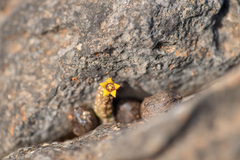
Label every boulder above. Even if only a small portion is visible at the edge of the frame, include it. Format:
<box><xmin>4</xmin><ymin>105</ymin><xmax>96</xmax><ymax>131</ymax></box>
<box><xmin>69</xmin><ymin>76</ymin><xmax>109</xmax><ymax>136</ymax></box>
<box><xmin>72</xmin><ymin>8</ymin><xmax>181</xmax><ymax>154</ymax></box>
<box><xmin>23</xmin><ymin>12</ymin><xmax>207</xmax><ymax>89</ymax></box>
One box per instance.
<box><xmin>1</xmin><ymin>0</ymin><xmax>240</xmax><ymax>158</ymax></box>
<box><xmin>3</xmin><ymin>57</ymin><xmax>240</xmax><ymax>160</ymax></box>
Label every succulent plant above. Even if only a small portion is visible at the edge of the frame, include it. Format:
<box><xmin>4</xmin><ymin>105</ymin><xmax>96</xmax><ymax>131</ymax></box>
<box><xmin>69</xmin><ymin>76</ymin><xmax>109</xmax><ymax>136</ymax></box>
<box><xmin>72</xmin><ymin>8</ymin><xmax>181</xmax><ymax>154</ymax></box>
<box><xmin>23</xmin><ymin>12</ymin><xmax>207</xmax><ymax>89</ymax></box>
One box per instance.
<box><xmin>93</xmin><ymin>78</ymin><xmax>120</xmax><ymax>124</ymax></box>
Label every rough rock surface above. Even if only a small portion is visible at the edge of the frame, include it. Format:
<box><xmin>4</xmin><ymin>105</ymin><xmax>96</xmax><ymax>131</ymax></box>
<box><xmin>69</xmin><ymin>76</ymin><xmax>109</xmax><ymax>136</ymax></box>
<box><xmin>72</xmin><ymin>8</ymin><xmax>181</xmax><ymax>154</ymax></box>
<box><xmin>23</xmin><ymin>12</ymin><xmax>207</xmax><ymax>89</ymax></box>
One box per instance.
<box><xmin>0</xmin><ymin>0</ymin><xmax>25</xmax><ymax>25</ymax></box>
<box><xmin>217</xmin><ymin>0</ymin><xmax>240</xmax><ymax>58</ymax></box>
<box><xmin>105</xmin><ymin>64</ymin><xmax>240</xmax><ymax>160</ymax></box>
<box><xmin>140</xmin><ymin>90</ymin><xmax>182</xmax><ymax>120</ymax></box>
<box><xmin>3</xmin><ymin>60</ymin><xmax>240</xmax><ymax>160</ymax></box>
<box><xmin>0</xmin><ymin>0</ymin><xmax>240</xmax><ymax>158</ymax></box>
<box><xmin>2</xmin><ymin>123</ymin><xmax>132</xmax><ymax>160</ymax></box>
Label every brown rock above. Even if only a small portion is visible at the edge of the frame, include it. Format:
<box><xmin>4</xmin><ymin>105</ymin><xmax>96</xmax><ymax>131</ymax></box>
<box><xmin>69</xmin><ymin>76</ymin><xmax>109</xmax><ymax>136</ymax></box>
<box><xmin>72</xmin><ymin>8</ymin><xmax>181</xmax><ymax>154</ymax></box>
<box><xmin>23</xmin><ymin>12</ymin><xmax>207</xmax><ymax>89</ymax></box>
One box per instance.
<box><xmin>71</xmin><ymin>104</ymin><xmax>99</xmax><ymax>136</ymax></box>
<box><xmin>116</xmin><ymin>99</ymin><xmax>141</xmax><ymax>123</ymax></box>
<box><xmin>140</xmin><ymin>91</ymin><xmax>182</xmax><ymax>119</ymax></box>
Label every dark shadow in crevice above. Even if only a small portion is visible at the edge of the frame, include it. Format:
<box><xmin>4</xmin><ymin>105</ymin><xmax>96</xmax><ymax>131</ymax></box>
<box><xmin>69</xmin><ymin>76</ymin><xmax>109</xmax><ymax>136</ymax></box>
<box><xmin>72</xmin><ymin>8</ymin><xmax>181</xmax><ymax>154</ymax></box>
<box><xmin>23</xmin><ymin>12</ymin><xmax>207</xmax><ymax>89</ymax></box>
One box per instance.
<box><xmin>212</xmin><ymin>0</ymin><xmax>229</xmax><ymax>51</ymax></box>
<box><xmin>152</xmin><ymin>41</ymin><xmax>170</xmax><ymax>51</ymax></box>
<box><xmin>41</xmin><ymin>25</ymin><xmax>61</xmax><ymax>35</ymax></box>
<box><xmin>115</xmin><ymin>82</ymin><xmax>151</xmax><ymax>101</ymax></box>
<box><xmin>113</xmin><ymin>81</ymin><xmax>151</xmax><ymax>119</ymax></box>
<box><xmin>56</xmin><ymin>131</ymin><xmax>77</xmax><ymax>142</ymax></box>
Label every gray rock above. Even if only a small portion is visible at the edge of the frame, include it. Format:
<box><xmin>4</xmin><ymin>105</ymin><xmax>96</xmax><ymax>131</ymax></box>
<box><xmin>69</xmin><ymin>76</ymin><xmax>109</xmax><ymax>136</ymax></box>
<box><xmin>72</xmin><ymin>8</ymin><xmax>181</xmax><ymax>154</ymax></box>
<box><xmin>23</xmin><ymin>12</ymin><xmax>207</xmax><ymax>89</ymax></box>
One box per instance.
<box><xmin>105</xmin><ymin>65</ymin><xmax>240</xmax><ymax>160</ymax></box>
<box><xmin>217</xmin><ymin>0</ymin><xmax>240</xmax><ymax>58</ymax></box>
<box><xmin>2</xmin><ymin>123</ymin><xmax>131</xmax><ymax>160</ymax></box>
<box><xmin>3</xmin><ymin>60</ymin><xmax>240</xmax><ymax>160</ymax></box>
<box><xmin>0</xmin><ymin>0</ymin><xmax>239</xmax><ymax>158</ymax></box>
<box><xmin>0</xmin><ymin>0</ymin><xmax>25</xmax><ymax>25</ymax></box>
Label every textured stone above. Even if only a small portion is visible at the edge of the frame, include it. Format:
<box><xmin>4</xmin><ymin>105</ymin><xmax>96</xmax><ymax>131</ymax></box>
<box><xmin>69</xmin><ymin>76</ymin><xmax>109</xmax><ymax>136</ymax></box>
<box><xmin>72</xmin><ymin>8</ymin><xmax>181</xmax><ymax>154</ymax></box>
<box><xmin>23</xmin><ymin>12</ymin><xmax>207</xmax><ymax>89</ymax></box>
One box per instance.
<box><xmin>105</xmin><ymin>65</ymin><xmax>240</xmax><ymax>160</ymax></box>
<box><xmin>217</xmin><ymin>0</ymin><xmax>240</xmax><ymax>59</ymax></box>
<box><xmin>0</xmin><ymin>0</ymin><xmax>25</xmax><ymax>25</ymax></box>
<box><xmin>3</xmin><ymin>64</ymin><xmax>240</xmax><ymax>160</ymax></box>
<box><xmin>0</xmin><ymin>0</ymin><xmax>239</xmax><ymax>158</ymax></box>
<box><xmin>140</xmin><ymin>90</ymin><xmax>182</xmax><ymax>120</ymax></box>
<box><xmin>2</xmin><ymin>123</ymin><xmax>131</xmax><ymax>160</ymax></box>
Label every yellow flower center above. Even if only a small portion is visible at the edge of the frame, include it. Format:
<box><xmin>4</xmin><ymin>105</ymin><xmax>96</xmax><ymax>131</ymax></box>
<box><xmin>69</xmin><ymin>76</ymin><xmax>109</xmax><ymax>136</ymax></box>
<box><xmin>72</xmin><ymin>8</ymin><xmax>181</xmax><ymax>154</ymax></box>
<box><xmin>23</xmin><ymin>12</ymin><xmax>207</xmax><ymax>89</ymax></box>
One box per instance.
<box><xmin>106</xmin><ymin>83</ymin><xmax>115</xmax><ymax>92</ymax></box>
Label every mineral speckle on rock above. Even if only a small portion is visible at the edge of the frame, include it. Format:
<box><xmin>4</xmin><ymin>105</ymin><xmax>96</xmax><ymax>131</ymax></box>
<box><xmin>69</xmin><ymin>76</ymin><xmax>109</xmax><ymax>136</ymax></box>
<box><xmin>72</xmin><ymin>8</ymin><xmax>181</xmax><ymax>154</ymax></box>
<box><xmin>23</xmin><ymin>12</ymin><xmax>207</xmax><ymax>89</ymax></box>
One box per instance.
<box><xmin>140</xmin><ymin>90</ymin><xmax>182</xmax><ymax>120</ymax></box>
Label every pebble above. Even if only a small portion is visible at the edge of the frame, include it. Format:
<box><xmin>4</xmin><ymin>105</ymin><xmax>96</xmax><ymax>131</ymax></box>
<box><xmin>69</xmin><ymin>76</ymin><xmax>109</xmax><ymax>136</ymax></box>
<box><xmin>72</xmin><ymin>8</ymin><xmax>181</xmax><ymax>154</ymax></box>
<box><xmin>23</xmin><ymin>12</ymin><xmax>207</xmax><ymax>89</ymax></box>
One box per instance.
<box><xmin>140</xmin><ymin>91</ymin><xmax>182</xmax><ymax>120</ymax></box>
<box><xmin>72</xmin><ymin>104</ymin><xmax>99</xmax><ymax>136</ymax></box>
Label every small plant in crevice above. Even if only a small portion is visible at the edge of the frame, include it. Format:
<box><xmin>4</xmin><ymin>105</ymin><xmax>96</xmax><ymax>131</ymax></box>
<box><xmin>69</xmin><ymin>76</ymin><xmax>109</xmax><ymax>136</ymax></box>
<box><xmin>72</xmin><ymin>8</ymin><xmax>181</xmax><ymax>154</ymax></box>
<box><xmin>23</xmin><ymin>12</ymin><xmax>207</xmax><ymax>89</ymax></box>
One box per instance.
<box><xmin>93</xmin><ymin>78</ymin><xmax>120</xmax><ymax>124</ymax></box>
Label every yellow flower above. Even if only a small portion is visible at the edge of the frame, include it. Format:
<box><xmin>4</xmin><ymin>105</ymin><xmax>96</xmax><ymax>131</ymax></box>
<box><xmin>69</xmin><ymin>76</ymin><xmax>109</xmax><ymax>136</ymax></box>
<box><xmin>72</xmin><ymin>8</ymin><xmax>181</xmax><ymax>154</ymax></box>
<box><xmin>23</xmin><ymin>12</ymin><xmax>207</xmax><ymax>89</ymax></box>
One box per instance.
<box><xmin>100</xmin><ymin>78</ymin><xmax>120</xmax><ymax>98</ymax></box>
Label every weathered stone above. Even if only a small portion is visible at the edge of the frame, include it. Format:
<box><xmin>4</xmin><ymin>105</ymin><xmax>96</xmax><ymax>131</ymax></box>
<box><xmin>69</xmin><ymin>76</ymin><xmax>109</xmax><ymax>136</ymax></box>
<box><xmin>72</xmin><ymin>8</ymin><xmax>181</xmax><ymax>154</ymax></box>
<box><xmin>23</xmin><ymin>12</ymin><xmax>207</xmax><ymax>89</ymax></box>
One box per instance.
<box><xmin>0</xmin><ymin>0</ymin><xmax>25</xmax><ymax>25</ymax></box>
<box><xmin>71</xmin><ymin>104</ymin><xmax>99</xmax><ymax>136</ymax></box>
<box><xmin>115</xmin><ymin>98</ymin><xmax>141</xmax><ymax>123</ymax></box>
<box><xmin>105</xmin><ymin>65</ymin><xmax>240</xmax><ymax>160</ymax></box>
<box><xmin>140</xmin><ymin>90</ymin><xmax>182</xmax><ymax>120</ymax></box>
<box><xmin>2</xmin><ymin>123</ymin><xmax>131</xmax><ymax>160</ymax></box>
<box><xmin>0</xmin><ymin>0</ymin><xmax>239</xmax><ymax>158</ymax></box>
<box><xmin>3</xmin><ymin>64</ymin><xmax>240</xmax><ymax>160</ymax></box>
<box><xmin>217</xmin><ymin>0</ymin><xmax>240</xmax><ymax>59</ymax></box>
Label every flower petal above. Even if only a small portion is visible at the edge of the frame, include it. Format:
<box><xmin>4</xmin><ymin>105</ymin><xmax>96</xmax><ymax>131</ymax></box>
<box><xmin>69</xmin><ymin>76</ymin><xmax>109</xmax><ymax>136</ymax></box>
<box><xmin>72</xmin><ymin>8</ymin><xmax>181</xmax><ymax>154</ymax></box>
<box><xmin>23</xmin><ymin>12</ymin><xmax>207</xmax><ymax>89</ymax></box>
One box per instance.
<box><xmin>106</xmin><ymin>78</ymin><xmax>114</xmax><ymax>84</ymax></box>
<box><xmin>110</xmin><ymin>90</ymin><xmax>117</xmax><ymax>98</ymax></box>
<box><xmin>114</xmin><ymin>83</ymin><xmax>120</xmax><ymax>90</ymax></box>
<box><xmin>103</xmin><ymin>89</ymin><xmax>110</xmax><ymax>97</ymax></box>
<box><xmin>100</xmin><ymin>82</ymin><xmax>107</xmax><ymax>88</ymax></box>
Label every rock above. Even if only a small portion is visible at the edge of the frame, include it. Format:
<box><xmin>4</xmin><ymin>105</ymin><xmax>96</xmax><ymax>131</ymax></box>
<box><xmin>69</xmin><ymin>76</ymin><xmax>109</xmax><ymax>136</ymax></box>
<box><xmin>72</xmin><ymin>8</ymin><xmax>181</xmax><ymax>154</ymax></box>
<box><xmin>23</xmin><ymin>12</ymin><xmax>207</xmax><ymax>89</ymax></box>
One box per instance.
<box><xmin>3</xmin><ymin>64</ymin><xmax>240</xmax><ymax>160</ymax></box>
<box><xmin>140</xmin><ymin>90</ymin><xmax>182</xmax><ymax>120</ymax></box>
<box><xmin>217</xmin><ymin>0</ymin><xmax>240</xmax><ymax>58</ymax></box>
<box><xmin>71</xmin><ymin>104</ymin><xmax>99</xmax><ymax>136</ymax></box>
<box><xmin>105</xmin><ymin>65</ymin><xmax>240</xmax><ymax>160</ymax></box>
<box><xmin>0</xmin><ymin>0</ymin><xmax>25</xmax><ymax>25</ymax></box>
<box><xmin>115</xmin><ymin>99</ymin><xmax>141</xmax><ymax>123</ymax></box>
<box><xmin>2</xmin><ymin>123</ymin><xmax>131</xmax><ymax>160</ymax></box>
<box><xmin>0</xmin><ymin>0</ymin><xmax>239</xmax><ymax>158</ymax></box>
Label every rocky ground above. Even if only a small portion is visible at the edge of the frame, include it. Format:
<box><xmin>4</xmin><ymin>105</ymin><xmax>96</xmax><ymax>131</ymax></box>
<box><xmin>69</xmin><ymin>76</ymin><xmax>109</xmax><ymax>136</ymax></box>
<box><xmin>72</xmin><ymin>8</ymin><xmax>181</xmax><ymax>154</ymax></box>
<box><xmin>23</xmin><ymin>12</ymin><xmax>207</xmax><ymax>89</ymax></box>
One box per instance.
<box><xmin>1</xmin><ymin>0</ymin><xmax>240</xmax><ymax>159</ymax></box>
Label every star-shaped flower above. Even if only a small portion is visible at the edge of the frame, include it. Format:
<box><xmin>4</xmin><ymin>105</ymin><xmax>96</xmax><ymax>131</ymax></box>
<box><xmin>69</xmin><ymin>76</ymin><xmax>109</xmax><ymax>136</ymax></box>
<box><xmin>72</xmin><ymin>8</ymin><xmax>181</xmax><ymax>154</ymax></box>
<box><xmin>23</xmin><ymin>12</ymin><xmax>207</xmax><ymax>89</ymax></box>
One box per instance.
<box><xmin>100</xmin><ymin>78</ymin><xmax>120</xmax><ymax>98</ymax></box>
